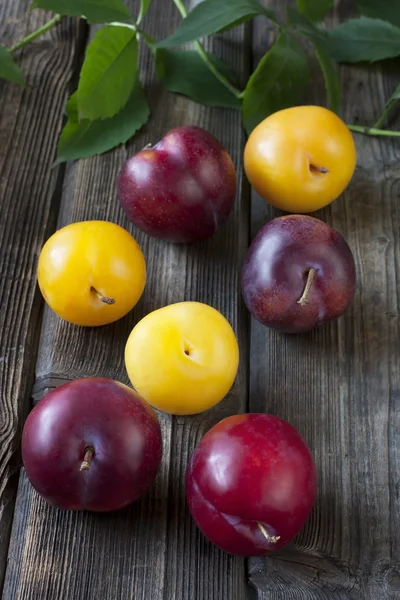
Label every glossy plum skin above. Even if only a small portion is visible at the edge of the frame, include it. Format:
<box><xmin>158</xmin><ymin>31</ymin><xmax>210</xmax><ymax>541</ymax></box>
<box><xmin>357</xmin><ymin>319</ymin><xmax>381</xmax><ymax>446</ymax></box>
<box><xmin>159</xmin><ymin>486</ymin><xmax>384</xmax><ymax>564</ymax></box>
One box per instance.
<box><xmin>117</xmin><ymin>125</ymin><xmax>237</xmax><ymax>243</ymax></box>
<box><xmin>186</xmin><ymin>414</ymin><xmax>317</xmax><ymax>557</ymax></box>
<box><xmin>21</xmin><ymin>378</ymin><xmax>162</xmax><ymax>512</ymax></box>
<box><xmin>241</xmin><ymin>215</ymin><xmax>356</xmax><ymax>333</ymax></box>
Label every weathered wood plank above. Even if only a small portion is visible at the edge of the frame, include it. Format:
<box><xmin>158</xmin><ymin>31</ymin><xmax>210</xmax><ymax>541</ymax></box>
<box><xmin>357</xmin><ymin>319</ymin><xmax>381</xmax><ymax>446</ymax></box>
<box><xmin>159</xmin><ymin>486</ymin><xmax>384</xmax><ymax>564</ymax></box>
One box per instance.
<box><xmin>248</xmin><ymin>2</ymin><xmax>400</xmax><ymax>599</ymax></box>
<box><xmin>3</xmin><ymin>2</ymin><xmax>252</xmax><ymax>599</ymax></box>
<box><xmin>0</xmin><ymin>3</ymin><xmax>83</xmax><ymax>592</ymax></box>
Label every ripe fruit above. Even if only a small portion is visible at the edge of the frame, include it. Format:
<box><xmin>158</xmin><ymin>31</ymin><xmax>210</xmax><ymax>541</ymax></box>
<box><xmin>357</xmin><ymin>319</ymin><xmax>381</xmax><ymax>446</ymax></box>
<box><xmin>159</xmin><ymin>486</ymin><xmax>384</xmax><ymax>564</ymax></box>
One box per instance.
<box><xmin>124</xmin><ymin>302</ymin><xmax>239</xmax><ymax>415</ymax></box>
<box><xmin>244</xmin><ymin>106</ymin><xmax>356</xmax><ymax>213</ymax></box>
<box><xmin>21</xmin><ymin>378</ymin><xmax>162</xmax><ymax>512</ymax></box>
<box><xmin>38</xmin><ymin>221</ymin><xmax>146</xmax><ymax>326</ymax></box>
<box><xmin>117</xmin><ymin>125</ymin><xmax>237</xmax><ymax>243</ymax></box>
<box><xmin>241</xmin><ymin>215</ymin><xmax>356</xmax><ymax>333</ymax></box>
<box><xmin>186</xmin><ymin>414</ymin><xmax>317</xmax><ymax>556</ymax></box>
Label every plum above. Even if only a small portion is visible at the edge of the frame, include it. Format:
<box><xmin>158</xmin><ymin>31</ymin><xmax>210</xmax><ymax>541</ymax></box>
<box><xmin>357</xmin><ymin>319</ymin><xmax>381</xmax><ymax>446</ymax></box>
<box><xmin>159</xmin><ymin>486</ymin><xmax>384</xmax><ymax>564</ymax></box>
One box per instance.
<box><xmin>186</xmin><ymin>413</ymin><xmax>317</xmax><ymax>556</ymax></box>
<box><xmin>21</xmin><ymin>378</ymin><xmax>162</xmax><ymax>512</ymax></box>
<box><xmin>241</xmin><ymin>215</ymin><xmax>356</xmax><ymax>333</ymax></box>
<box><xmin>117</xmin><ymin>125</ymin><xmax>237</xmax><ymax>243</ymax></box>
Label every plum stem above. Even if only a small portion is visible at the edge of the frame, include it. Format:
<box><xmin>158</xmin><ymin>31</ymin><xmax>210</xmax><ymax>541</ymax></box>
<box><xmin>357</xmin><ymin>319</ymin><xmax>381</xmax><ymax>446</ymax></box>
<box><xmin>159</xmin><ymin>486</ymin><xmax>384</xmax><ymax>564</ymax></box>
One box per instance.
<box><xmin>80</xmin><ymin>447</ymin><xmax>95</xmax><ymax>471</ymax></box>
<box><xmin>310</xmin><ymin>164</ymin><xmax>328</xmax><ymax>174</ymax></box>
<box><xmin>298</xmin><ymin>268</ymin><xmax>316</xmax><ymax>306</ymax></box>
<box><xmin>90</xmin><ymin>286</ymin><xmax>115</xmax><ymax>305</ymax></box>
<box><xmin>258</xmin><ymin>523</ymin><xmax>280</xmax><ymax>544</ymax></box>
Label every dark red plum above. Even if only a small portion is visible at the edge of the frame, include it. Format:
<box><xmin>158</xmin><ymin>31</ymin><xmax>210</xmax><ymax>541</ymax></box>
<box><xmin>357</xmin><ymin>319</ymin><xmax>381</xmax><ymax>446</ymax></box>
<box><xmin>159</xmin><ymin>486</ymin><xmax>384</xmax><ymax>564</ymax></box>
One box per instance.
<box><xmin>22</xmin><ymin>378</ymin><xmax>162</xmax><ymax>512</ymax></box>
<box><xmin>186</xmin><ymin>414</ymin><xmax>317</xmax><ymax>556</ymax></box>
<box><xmin>241</xmin><ymin>215</ymin><xmax>356</xmax><ymax>333</ymax></box>
<box><xmin>117</xmin><ymin>125</ymin><xmax>237</xmax><ymax>243</ymax></box>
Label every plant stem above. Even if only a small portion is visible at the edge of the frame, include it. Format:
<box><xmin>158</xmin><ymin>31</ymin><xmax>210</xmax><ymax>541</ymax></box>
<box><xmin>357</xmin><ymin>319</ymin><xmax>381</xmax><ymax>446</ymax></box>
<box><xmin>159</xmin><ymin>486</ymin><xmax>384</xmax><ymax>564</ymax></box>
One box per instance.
<box><xmin>139</xmin><ymin>30</ymin><xmax>156</xmax><ymax>45</ymax></box>
<box><xmin>194</xmin><ymin>40</ymin><xmax>243</xmax><ymax>99</ymax></box>
<box><xmin>110</xmin><ymin>22</ymin><xmax>137</xmax><ymax>32</ymax></box>
<box><xmin>373</xmin><ymin>99</ymin><xmax>400</xmax><ymax>129</ymax></box>
<box><xmin>298</xmin><ymin>268</ymin><xmax>316</xmax><ymax>307</ymax></box>
<box><xmin>91</xmin><ymin>286</ymin><xmax>115</xmax><ymax>305</ymax></box>
<box><xmin>347</xmin><ymin>124</ymin><xmax>400</xmax><ymax>137</ymax></box>
<box><xmin>9</xmin><ymin>14</ymin><xmax>62</xmax><ymax>54</ymax></box>
<box><xmin>172</xmin><ymin>0</ymin><xmax>243</xmax><ymax>99</ymax></box>
<box><xmin>137</xmin><ymin>5</ymin><xmax>146</xmax><ymax>25</ymax></box>
<box><xmin>80</xmin><ymin>447</ymin><xmax>95</xmax><ymax>471</ymax></box>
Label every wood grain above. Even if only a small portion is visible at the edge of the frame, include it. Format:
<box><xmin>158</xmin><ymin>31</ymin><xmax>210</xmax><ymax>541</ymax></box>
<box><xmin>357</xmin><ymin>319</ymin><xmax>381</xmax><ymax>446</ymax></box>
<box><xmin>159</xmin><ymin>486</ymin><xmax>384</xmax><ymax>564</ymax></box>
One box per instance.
<box><xmin>3</xmin><ymin>1</ymin><xmax>252</xmax><ymax>599</ymax></box>
<box><xmin>0</xmin><ymin>3</ymin><xmax>83</xmax><ymax>593</ymax></box>
<box><xmin>248</xmin><ymin>2</ymin><xmax>400</xmax><ymax>599</ymax></box>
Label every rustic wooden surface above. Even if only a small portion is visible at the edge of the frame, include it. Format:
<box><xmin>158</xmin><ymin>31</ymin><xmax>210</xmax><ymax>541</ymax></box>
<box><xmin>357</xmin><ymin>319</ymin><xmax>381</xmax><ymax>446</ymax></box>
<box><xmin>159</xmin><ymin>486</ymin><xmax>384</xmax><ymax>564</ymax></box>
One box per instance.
<box><xmin>0</xmin><ymin>2</ymin><xmax>84</xmax><ymax>593</ymax></box>
<box><xmin>0</xmin><ymin>0</ymin><xmax>399</xmax><ymax>599</ymax></box>
<box><xmin>2</xmin><ymin>1</ymin><xmax>252</xmax><ymax>599</ymax></box>
<box><xmin>247</xmin><ymin>2</ymin><xmax>400</xmax><ymax>599</ymax></box>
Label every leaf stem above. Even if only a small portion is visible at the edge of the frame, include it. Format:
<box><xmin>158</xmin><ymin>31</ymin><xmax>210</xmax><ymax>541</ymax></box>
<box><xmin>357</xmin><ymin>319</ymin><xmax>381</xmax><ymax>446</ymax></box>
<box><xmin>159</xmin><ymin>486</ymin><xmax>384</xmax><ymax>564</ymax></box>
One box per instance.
<box><xmin>193</xmin><ymin>41</ymin><xmax>242</xmax><ymax>99</ymax></box>
<box><xmin>110</xmin><ymin>21</ymin><xmax>137</xmax><ymax>32</ymax></box>
<box><xmin>137</xmin><ymin>5</ymin><xmax>146</xmax><ymax>25</ymax></box>
<box><xmin>171</xmin><ymin>0</ymin><xmax>243</xmax><ymax>99</ymax></box>
<box><xmin>9</xmin><ymin>14</ymin><xmax>63</xmax><ymax>54</ymax></box>
<box><xmin>347</xmin><ymin>124</ymin><xmax>400</xmax><ymax>137</ymax></box>
<box><xmin>373</xmin><ymin>99</ymin><xmax>400</xmax><ymax>129</ymax></box>
<box><xmin>139</xmin><ymin>30</ymin><xmax>156</xmax><ymax>45</ymax></box>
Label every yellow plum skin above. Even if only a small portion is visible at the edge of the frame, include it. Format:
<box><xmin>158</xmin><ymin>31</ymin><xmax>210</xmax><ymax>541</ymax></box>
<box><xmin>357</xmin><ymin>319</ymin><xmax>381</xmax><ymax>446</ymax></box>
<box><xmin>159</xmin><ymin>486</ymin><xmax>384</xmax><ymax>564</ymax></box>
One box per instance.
<box><xmin>38</xmin><ymin>221</ymin><xmax>146</xmax><ymax>327</ymax></box>
<box><xmin>124</xmin><ymin>302</ymin><xmax>239</xmax><ymax>415</ymax></box>
<box><xmin>244</xmin><ymin>106</ymin><xmax>357</xmax><ymax>213</ymax></box>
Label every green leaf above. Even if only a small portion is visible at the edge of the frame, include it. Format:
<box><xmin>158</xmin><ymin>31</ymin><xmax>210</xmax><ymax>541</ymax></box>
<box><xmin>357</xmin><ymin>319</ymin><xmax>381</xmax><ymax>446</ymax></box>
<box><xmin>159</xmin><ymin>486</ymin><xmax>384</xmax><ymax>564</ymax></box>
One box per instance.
<box><xmin>55</xmin><ymin>80</ymin><xmax>150</xmax><ymax>163</ymax></box>
<box><xmin>327</xmin><ymin>17</ymin><xmax>400</xmax><ymax>63</ymax></box>
<box><xmin>0</xmin><ymin>45</ymin><xmax>25</xmax><ymax>86</ymax></box>
<box><xmin>287</xmin><ymin>8</ymin><xmax>326</xmax><ymax>42</ymax></box>
<box><xmin>66</xmin><ymin>92</ymin><xmax>79</xmax><ymax>120</ymax></box>
<box><xmin>138</xmin><ymin>0</ymin><xmax>152</xmax><ymax>23</ymax></box>
<box><xmin>77</xmin><ymin>25</ymin><xmax>137</xmax><ymax>121</ymax></box>
<box><xmin>288</xmin><ymin>9</ymin><xmax>340</xmax><ymax>113</ymax></box>
<box><xmin>242</xmin><ymin>32</ymin><xmax>310</xmax><ymax>134</ymax></box>
<box><xmin>31</xmin><ymin>0</ymin><xmax>132</xmax><ymax>24</ymax></box>
<box><xmin>357</xmin><ymin>0</ymin><xmax>400</xmax><ymax>29</ymax></box>
<box><xmin>312</xmin><ymin>43</ymin><xmax>340</xmax><ymax>114</ymax></box>
<box><xmin>157</xmin><ymin>0</ymin><xmax>277</xmax><ymax>48</ymax></box>
<box><xmin>155</xmin><ymin>48</ymin><xmax>240</xmax><ymax>109</ymax></box>
<box><xmin>296</xmin><ymin>0</ymin><xmax>333</xmax><ymax>23</ymax></box>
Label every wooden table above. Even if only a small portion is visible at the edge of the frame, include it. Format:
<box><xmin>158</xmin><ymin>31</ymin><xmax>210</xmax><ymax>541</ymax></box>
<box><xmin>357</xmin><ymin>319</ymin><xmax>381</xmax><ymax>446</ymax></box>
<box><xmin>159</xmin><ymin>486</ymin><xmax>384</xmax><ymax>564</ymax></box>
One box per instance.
<box><xmin>1</xmin><ymin>1</ymin><xmax>399</xmax><ymax>598</ymax></box>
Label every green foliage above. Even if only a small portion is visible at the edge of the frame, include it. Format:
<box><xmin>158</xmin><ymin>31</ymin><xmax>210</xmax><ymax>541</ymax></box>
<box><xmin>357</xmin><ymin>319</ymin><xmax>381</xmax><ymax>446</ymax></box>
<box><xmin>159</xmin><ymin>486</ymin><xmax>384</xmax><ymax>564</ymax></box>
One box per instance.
<box><xmin>357</xmin><ymin>0</ymin><xmax>400</xmax><ymax>29</ymax></box>
<box><xmin>312</xmin><ymin>42</ymin><xmax>340</xmax><ymax>114</ymax></box>
<box><xmin>242</xmin><ymin>33</ymin><xmax>310</xmax><ymax>134</ymax></box>
<box><xmin>157</xmin><ymin>0</ymin><xmax>276</xmax><ymax>48</ymax></box>
<box><xmin>155</xmin><ymin>48</ymin><xmax>240</xmax><ymax>109</ymax></box>
<box><xmin>288</xmin><ymin>8</ymin><xmax>340</xmax><ymax>113</ymax></box>
<box><xmin>2</xmin><ymin>0</ymin><xmax>399</xmax><ymax>160</ymax></box>
<box><xmin>77</xmin><ymin>25</ymin><xmax>138</xmax><ymax>120</ymax></box>
<box><xmin>56</xmin><ymin>80</ymin><xmax>150</xmax><ymax>163</ymax></box>
<box><xmin>297</xmin><ymin>0</ymin><xmax>333</xmax><ymax>23</ymax></box>
<box><xmin>328</xmin><ymin>17</ymin><xmax>400</xmax><ymax>63</ymax></box>
<box><xmin>0</xmin><ymin>46</ymin><xmax>25</xmax><ymax>86</ymax></box>
<box><xmin>31</xmin><ymin>0</ymin><xmax>132</xmax><ymax>24</ymax></box>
